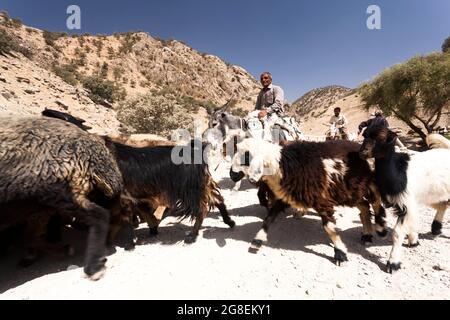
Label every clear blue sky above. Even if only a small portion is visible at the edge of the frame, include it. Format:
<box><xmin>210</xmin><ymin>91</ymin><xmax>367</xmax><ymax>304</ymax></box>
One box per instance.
<box><xmin>2</xmin><ymin>0</ymin><xmax>449</xmax><ymax>101</ymax></box>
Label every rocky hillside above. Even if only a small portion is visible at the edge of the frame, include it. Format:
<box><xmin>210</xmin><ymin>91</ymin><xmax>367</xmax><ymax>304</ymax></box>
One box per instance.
<box><xmin>0</xmin><ymin>51</ymin><xmax>121</xmax><ymax>134</ymax></box>
<box><xmin>290</xmin><ymin>86</ymin><xmax>411</xmax><ymax>138</ymax></box>
<box><xmin>290</xmin><ymin>85</ymin><xmax>352</xmax><ymax>118</ymax></box>
<box><xmin>0</xmin><ymin>12</ymin><xmax>260</xmax><ymax>133</ymax></box>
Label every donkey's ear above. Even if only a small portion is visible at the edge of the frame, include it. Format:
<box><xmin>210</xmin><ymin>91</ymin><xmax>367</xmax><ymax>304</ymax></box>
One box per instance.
<box><xmin>243</xmin><ymin>151</ymin><xmax>251</xmax><ymax>166</ymax></box>
<box><xmin>386</xmin><ymin>130</ymin><xmax>398</xmax><ymax>145</ymax></box>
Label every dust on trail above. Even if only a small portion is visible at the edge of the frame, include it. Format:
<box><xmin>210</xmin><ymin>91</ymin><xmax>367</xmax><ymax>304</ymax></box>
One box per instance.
<box><xmin>0</xmin><ymin>164</ymin><xmax>449</xmax><ymax>300</ymax></box>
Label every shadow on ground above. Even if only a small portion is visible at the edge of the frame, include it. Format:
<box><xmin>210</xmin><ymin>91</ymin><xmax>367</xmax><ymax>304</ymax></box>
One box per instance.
<box><xmin>0</xmin><ymin>203</ymin><xmax>441</xmax><ymax>294</ymax></box>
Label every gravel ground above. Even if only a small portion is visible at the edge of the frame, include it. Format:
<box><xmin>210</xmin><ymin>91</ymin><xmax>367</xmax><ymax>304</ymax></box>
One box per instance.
<box><xmin>0</xmin><ymin>164</ymin><xmax>449</xmax><ymax>300</ymax></box>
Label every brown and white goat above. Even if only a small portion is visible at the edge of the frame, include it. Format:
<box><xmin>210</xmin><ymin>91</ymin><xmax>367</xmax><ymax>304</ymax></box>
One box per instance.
<box><xmin>231</xmin><ymin>138</ymin><xmax>386</xmax><ymax>265</ymax></box>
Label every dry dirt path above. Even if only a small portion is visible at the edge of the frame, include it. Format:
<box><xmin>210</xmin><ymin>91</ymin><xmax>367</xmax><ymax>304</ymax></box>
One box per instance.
<box><xmin>1</xmin><ymin>164</ymin><xmax>449</xmax><ymax>300</ymax></box>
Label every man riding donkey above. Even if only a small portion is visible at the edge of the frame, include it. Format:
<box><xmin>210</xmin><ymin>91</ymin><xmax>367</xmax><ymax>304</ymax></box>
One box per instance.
<box><xmin>206</xmin><ymin>72</ymin><xmax>303</xmax><ymax>164</ymax></box>
<box><xmin>250</xmin><ymin>72</ymin><xmax>302</xmax><ymax>142</ymax></box>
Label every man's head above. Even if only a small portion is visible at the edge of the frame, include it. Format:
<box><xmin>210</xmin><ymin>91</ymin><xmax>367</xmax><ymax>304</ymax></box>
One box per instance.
<box><xmin>374</xmin><ymin>110</ymin><xmax>383</xmax><ymax>117</ymax></box>
<box><xmin>260</xmin><ymin>72</ymin><xmax>272</xmax><ymax>88</ymax></box>
<box><xmin>334</xmin><ymin>107</ymin><xmax>341</xmax><ymax>117</ymax></box>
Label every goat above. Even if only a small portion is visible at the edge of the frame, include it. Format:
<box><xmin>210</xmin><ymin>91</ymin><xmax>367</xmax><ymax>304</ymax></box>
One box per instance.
<box><xmin>40</xmin><ymin>110</ymin><xmax>235</xmax><ymax>245</ymax></box>
<box><xmin>103</xmin><ymin>138</ymin><xmax>235</xmax><ymax>246</ymax></box>
<box><xmin>0</xmin><ymin>116</ymin><xmax>123</xmax><ymax>280</ymax></box>
<box><xmin>359</xmin><ymin>126</ymin><xmax>450</xmax><ymax>273</ymax></box>
<box><xmin>231</xmin><ymin>138</ymin><xmax>387</xmax><ymax>265</ymax></box>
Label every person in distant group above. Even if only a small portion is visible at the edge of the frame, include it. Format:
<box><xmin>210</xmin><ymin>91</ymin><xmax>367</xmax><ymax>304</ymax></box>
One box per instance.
<box><xmin>358</xmin><ymin>110</ymin><xmax>407</xmax><ymax>149</ymax></box>
<box><xmin>328</xmin><ymin>107</ymin><xmax>348</xmax><ymax>139</ymax></box>
<box><xmin>358</xmin><ymin>110</ymin><xmax>389</xmax><ymax>134</ymax></box>
<box><xmin>255</xmin><ymin>72</ymin><xmax>285</xmax><ymax>119</ymax></box>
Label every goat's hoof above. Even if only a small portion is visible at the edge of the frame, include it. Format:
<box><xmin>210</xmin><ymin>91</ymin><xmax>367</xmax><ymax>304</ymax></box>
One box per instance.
<box><xmin>148</xmin><ymin>227</ymin><xmax>158</xmax><ymax>237</ymax></box>
<box><xmin>376</xmin><ymin>229</ymin><xmax>388</xmax><ymax>238</ymax></box>
<box><xmin>184</xmin><ymin>234</ymin><xmax>197</xmax><ymax>244</ymax></box>
<box><xmin>408</xmin><ymin>241</ymin><xmax>420</xmax><ymax>248</ymax></box>
<box><xmin>124</xmin><ymin>242</ymin><xmax>136</xmax><ymax>251</ymax></box>
<box><xmin>248</xmin><ymin>239</ymin><xmax>263</xmax><ymax>254</ymax></box>
<box><xmin>361</xmin><ymin>234</ymin><xmax>373</xmax><ymax>245</ymax></box>
<box><xmin>293</xmin><ymin>212</ymin><xmax>305</xmax><ymax>219</ymax></box>
<box><xmin>431</xmin><ymin>221</ymin><xmax>442</xmax><ymax>236</ymax></box>
<box><xmin>386</xmin><ymin>261</ymin><xmax>401</xmax><ymax>274</ymax></box>
<box><xmin>84</xmin><ymin>266</ymin><xmax>106</xmax><ymax>281</ymax></box>
<box><xmin>333</xmin><ymin>248</ymin><xmax>348</xmax><ymax>266</ymax></box>
<box><xmin>226</xmin><ymin>219</ymin><xmax>236</xmax><ymax>228</ymax></box>
<box><xmin>84</xmin><ymin>261</ymin><xmax>107</xmax><ymax>281</ymax></box>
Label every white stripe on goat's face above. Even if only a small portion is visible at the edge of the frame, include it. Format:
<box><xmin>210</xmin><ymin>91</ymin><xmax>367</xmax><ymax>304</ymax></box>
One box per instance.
<box><xmin>322</xmin><ymin>159</ymin><xmax>347</xmax><ymax>186</ymax></box>
<box><xmin>233</xmin><ymin>138</ymin><xmax>282</xmax><ymax>183</ymax></box>
<box><xmin>248</xmin><ymin>155</ymin><xmax>265</xmax><ymax>183</ymax></box>
<box><xmin>248</xmin><ymin>154</ymin><xmax>281</xmax><ymax>183</ymax></box>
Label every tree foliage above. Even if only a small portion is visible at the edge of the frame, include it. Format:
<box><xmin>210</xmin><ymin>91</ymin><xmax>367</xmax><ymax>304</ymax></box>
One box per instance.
<box><xmin>359</xmin><ymin>53</ymin><xmax>450</xmax><ymax>142</ymax></box>
<box><xmin>442</xmin><ymin>36</ymin><xmax>450</xmax><ymax>53</ymax></box>
<box><xmin>82</xmin><ymin>75</ymin><xmax>125</xmax><ymax>104</ymax></box>
<box><xmin>117</xmin><ymin>93</ymin><xmax>194</xmax><ymax>137</ymax></box>
<box><xmin>0</xmin><ymin>29</ymin><xmax>32</xmax><ymax>58</ymax></box>
<box><xmin>42</xmin><ymin>30</ymin><xmax>67</xmax><ymax>47</ymax></box>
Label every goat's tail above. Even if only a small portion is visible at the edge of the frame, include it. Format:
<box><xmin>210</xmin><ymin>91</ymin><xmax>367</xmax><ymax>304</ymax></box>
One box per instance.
<box><xmin>426</xmin><ymin>133</ymin><xmax>450</xmax><ymax>150</ymax></box>
<box><xmin>171</xmin><ymin>162</ymin><xmax>209</xmax><ymax>222</ymax></box>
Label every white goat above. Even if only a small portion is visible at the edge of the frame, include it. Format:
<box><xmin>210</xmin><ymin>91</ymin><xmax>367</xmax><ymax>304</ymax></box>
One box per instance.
<box><xmin>360</xmin><ymin>127</ymin><xmax>450</xmax><ymax>273</ymax></box>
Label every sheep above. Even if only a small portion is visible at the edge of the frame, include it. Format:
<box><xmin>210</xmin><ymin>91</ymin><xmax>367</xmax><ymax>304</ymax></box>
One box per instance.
<box><xmin>0</xmin><ymin>116</ymin><xmax>123</xmax><ymax>280</ymax></box>
<box><xmin>426</xmin><ymin>133</ymin><xmax>450</xmax><ymax>150</ymax></box>
<box><xmin>231</xmin><ymin>138</ymin><xmax>387</xmax><ymax>264</ymax></box>
<box><xmin>359</xmin><ymin>126</ymin><xmax>450</xmax><ymax>273</ymax></box>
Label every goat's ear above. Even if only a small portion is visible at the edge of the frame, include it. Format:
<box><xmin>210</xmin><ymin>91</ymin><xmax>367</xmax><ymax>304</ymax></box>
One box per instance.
<box><xmin>386</xmin><ymin>131</ymin><xmax>398</xmax><ymax>145</ymax></box>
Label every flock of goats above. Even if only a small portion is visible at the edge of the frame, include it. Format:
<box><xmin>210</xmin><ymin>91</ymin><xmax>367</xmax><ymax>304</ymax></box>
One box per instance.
<box><xmin>0</xmin><ymin>108</ymin><xmax>449</xmax><ymax>281</ymax></box>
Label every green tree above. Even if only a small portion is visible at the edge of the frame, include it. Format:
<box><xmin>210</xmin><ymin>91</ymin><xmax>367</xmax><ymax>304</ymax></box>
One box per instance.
<box><xmin>0</xmin><ymin>29</ymin><xmax>32</xmax><ymax>58</ymax></box>
<box><xmin>42</xmin><ymin>30</ymin><xmax>66</xmax><ymax>47</ymax></box>
<box><xmin>117</xmin><ymin>93</ymin><xmax>193</xmax><ymax>136</ymax></box>
<box><xmin>359</xmin><ymin>53</ymin><xmax>450</xmax><ymax>142</ymax></box>
<box><xmin>52</xmin><ymin>63</ymin><xmax>79</xmax><ymax>86</ymax></box>
<box><xmin>82</xmin><ymin>75</ymin><xmax>125</xmax><ymax>104</ymax></box>
<box><xmin>443</xmin><ymin>36</ymin><xmax>450</xmax><ymax>53</ymax></box>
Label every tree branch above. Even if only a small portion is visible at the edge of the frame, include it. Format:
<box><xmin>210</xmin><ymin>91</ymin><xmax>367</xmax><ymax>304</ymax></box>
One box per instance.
<box><xmin>412</xmin><ymin>114</ymin><xmax>428</xmax><ymax>129</ymax></box>
<box><xmin>392</xmin><ymin>109</ymin><xmax>427</xmax><ymax>142</ymax></box>
<box><xmin>430</xmin><ymin>109</ymin><xmax>442</xmax><ymax>131</ymax></box>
